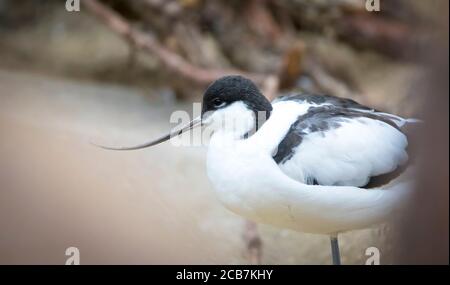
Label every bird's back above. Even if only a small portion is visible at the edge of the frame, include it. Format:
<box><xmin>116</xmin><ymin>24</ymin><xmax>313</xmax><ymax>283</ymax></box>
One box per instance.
<box><xmin>269</xmin><ymin>93</ymin><xmax>415</xmax><ymax>188</ymax></box>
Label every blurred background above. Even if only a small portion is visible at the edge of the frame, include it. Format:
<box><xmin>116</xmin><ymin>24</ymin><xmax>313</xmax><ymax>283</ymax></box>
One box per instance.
<box><xmin>0</xmin><ymin>0</ymin><xmax>448</xmax><ymax>264</ymax></box>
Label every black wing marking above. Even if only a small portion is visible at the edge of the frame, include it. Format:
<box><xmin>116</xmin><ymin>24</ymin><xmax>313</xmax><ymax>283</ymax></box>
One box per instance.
<box><xmin>272</xmin><ymin>93</ymin><xmax>415</xmax><ymax>188</ymax></box>
<box><xmin>272</xmin><ymin>105</ymin><xmax>401</xmax><ymax>165</ymax></box>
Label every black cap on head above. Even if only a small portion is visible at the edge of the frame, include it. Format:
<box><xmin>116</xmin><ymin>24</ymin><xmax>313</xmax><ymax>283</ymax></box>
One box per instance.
<box><xmin>201</xmin><ymin>76</ymin><xmax>272</xmax><ymax>125</ymax></box>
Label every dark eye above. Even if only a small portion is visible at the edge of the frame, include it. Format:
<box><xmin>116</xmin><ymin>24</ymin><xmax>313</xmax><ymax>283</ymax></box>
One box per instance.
<box><xmin>212</xmin><ymin>98</ymin><xmax>226</xmax><ymax>108</ymax></box>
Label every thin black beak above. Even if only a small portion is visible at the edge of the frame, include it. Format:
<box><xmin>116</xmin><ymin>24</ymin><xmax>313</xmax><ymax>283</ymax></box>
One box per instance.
<box><xmin>92</xmin><ymin>116</ymin><xmax>202</xmax><ymax>151</ymax></box>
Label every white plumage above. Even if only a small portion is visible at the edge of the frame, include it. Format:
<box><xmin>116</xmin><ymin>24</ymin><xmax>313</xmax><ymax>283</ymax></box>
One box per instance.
<box><xmin>205</xmin><ymin>100</ymin><xmax>411</xmax><ymax>235</ymax></box>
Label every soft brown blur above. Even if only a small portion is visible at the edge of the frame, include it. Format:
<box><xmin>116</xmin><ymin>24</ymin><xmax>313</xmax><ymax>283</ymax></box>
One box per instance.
<box><xmin>394</xmin><ymin>1</ymin><xmax>449</xmax><ymax>264</ymax></box>
<box><xmin>0</xmin><ymin>0</ymin><xmax>448</xmax><ymax>264</ymax></box>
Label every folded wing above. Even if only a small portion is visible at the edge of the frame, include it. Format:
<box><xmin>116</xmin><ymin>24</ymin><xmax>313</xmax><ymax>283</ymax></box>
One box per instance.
<box><xmin>271</xmin><ymin>94</ymin><xmax>410</xmax><ymax>187</ymax></box>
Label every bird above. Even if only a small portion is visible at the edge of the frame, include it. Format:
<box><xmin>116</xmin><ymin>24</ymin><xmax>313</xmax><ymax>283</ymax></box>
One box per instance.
<box><xmin>95</xmin><ymin>75</ymin><xmax>419</xmax><ymax>265</ymax></box>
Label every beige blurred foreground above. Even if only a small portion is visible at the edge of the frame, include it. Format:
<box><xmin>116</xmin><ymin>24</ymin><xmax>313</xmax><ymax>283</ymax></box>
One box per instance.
<box><xmin>0</xmin><ymin>70</ymin><xmax>390</xmax><ymax>265</ymax></box>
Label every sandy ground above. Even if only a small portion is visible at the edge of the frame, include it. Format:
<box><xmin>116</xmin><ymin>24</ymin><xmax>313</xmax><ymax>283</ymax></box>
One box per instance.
<box><xmin>0</xmin><ymin>69</ymin><xmax>393</xmax><ymax>264</ymax></box>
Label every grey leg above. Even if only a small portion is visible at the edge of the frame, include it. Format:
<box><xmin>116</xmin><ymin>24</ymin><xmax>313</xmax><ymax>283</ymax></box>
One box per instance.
<box><xmin>330</xmin><ymin>235</ymin><xmax>341</xmax><ymax>265</ymax></box>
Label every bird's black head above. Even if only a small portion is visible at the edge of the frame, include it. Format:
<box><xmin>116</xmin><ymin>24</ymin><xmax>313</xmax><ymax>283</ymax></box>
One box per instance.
<box><xmin>201</xmin><ymin>76</ymin><xmax>272</xmax><ymax>126</ymax></box>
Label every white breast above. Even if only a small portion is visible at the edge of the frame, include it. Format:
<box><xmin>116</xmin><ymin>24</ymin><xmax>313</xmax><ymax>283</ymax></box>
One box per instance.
<box><xmin>206</xmin><ymin>129</ymin><xmax>409</xmax><ymax>235</ymax></box>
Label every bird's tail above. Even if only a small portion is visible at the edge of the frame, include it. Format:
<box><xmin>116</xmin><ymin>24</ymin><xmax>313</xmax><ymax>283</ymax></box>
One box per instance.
<box><xmin>375</xmin><ymin>112</ymin><xmax>423</xmax><ymax>128</ymax></box>
<box><xmin>405</xmin><ymin>118</ymin><xmax>423</xmax><ymax>124</ymax></box>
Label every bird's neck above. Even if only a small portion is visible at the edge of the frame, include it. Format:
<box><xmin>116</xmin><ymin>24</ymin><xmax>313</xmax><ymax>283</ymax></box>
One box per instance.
<box><xmin>212</xmin><ymin>120</ymin><xmax>254</xmax><ymax>142</ymax></box>
<box><xmin>205</xmin><ymin>101</ymin><xmax>272</xmax><ymax>146</ymax></box>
